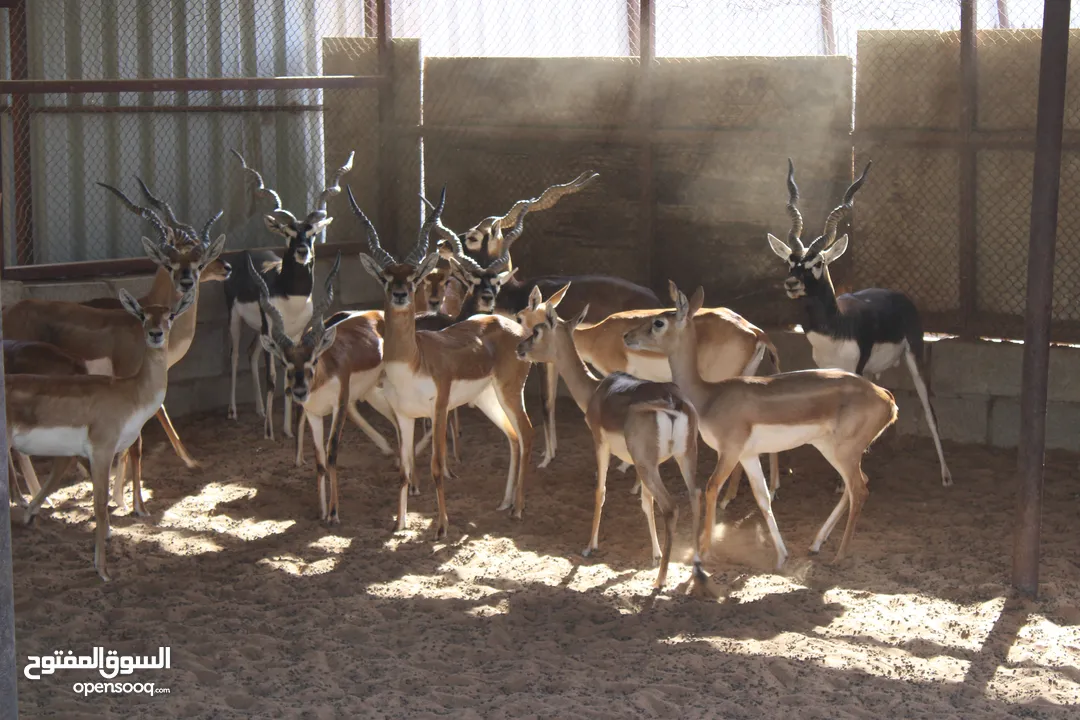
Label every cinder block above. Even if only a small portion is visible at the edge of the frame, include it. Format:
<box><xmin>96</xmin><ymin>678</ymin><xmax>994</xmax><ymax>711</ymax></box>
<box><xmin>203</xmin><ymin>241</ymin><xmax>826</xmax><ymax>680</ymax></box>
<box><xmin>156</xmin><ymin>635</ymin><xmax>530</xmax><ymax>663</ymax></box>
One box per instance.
<box><xmin>894</xmin><ymin>390</ymin><xmax>989</xmax><ymax>445</ymax></box>
<box><xmin>334</xmin><ymin>255</ymin><xmax>384</xmax><ymax>307</ymax></box>
<box><xmin>768</xmin><ymin>331</ymin><xmax>815</xmax><ymax>372</ymax></box>
<box><xmin>170</xmin><ymin>320</ymin><xmax>229</xmax><ymax>382</ymax></box>
<box><xmin>24</xmin><ymin>280</ymin><xmax>113</xmax><ymax>303</ymax></box>
<box><xmin>932</xmin><ymin>338</ymin><xmax>1022</xmax><ymax>397</ymax></box>
<box><xmin>1047</xmin><ymin>345</ymin><xmax>1080</xmax><ymax>403</ymax></box>
<box><xmin>104</xmin><ymin>274</ymin><xmax>156</xmax><ymax>301</ymax></box>
<box><xmin>990</xmin><ymin>397</ymin><xmax>1080</xmax><ymax>451</ymax></box>
<box><xmin>1</xmin><ymin>280</ymin><xmax>25</xmax><ymax>309</ymax></box>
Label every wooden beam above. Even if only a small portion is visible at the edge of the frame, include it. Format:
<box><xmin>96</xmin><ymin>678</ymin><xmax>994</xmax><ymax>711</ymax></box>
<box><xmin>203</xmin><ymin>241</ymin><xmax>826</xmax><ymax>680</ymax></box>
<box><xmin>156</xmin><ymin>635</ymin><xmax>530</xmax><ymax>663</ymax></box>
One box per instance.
<box><xmin>1014</xmin><ymin>0</ymin><xmax>1072</xmax><ymax>599</ymax></box>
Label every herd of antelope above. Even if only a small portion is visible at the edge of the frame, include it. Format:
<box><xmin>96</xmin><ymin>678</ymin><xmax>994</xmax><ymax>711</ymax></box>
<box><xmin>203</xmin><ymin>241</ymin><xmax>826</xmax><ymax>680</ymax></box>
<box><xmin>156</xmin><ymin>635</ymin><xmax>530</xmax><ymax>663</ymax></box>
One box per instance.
<box><xmin>3</xmin><ymin>152</ymin><xmax>953</xmax><ymax>589</ymax></box>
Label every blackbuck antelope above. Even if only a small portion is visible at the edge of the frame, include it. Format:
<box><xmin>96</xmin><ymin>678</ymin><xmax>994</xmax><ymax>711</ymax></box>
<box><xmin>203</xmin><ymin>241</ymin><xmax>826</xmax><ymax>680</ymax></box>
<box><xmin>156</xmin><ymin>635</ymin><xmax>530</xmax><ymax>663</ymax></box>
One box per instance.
<box><xmin>83</xmin><ymin>180</ymin><xmax>229</xmax><ymax>476</ymax></box>
<box><xmin>515</xmin><ymin>285</ymin><xmax>781</xmax><ymax>508</ymax></box>
<box><xmin>4</xmin><ymin>183</ymin><xmax>225</xmax><ymax>514</ymax></box>
<box><xmin>432</xmin><ymin>206</ymin><xmax>662</xmax><ymax>470</ymax></box>
<box><xmin>516</xmin><ymin>286</ymin><xmax>701</xmax><ymax>589</ymax></box>
<box><xmin>446</xmin><ymin>171</ymin><xmax>599</xmax><ymax>268</ymax></box>
<box><xmin>624</xmin><ymin>282</ymin><xmax>898</xmax><ymax>568</ymax></box>
<box><xmin>225</xmin><ymin>149</ymin><xmax>354</xmax><ymax>441</ymax></box>
<box><xmin>766</xmin><ymin>160</ymin><xmax>951</xmax><ymax>487</ymax></box>
<box><xmin>351</xmin><ymin>186</ymin><xmax>533</xmax><ymax>538</ymax></box>
<box><xmin>249</xmin><ymin>252</ymin><xmax>394</xmax><ymax>522</ymax></box>
<box><xmin>9</xmin><ymin>289</ymin><xmax>196</xmax><ymax>582</ymax></box>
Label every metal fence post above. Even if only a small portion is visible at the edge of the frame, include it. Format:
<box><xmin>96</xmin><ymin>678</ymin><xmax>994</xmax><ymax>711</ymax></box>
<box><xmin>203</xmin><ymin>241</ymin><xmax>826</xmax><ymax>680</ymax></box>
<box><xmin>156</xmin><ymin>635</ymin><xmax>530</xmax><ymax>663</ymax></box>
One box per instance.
<box><xmin>958</xmin><ymin>0</ymin><xmax>979</xmax><ymax>336</ymax></box>
<box><xmin>1014</xmin><ymin>0</ymin><xmax>1071</xmax><ymax>599</ymax></box>
<box><xmin>376</xmin><ymin>0</ymin><xmax>400</xmax><ymax>255</ymax></box>
<box><xmin>0</xmin><ymin>309</ymin><xmax>19</xmax><ymax>718</ymax></box>
<box><xmin>639</xmin><ymin>0</ymin><xmax>656</xmax><ymax>292</ymax></box>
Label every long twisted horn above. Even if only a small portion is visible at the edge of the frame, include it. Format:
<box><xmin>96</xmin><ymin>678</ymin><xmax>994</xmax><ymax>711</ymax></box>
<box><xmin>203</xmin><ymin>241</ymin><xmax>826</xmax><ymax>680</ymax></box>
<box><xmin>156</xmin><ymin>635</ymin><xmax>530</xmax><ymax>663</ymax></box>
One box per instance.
<box><xmin>346</xmin><ymin>185</ymin><xmax>396</xmax><ymax>269</ymax></box>
<box><xmin>315</xmin><ymin>151</ymin><xmax>355</xmax><ymax>211</ymax></box>
<box><xmin>230</xmin><ymin>149</ymin><xmax>299</xmax><ymax>223</ymax></box>
<box><xmin>405</xmin><ymin>186</ymin><xmax>445</xmax><ymax>267</ymax></box>
<box><xmin>496</xmin><ymin>171</ymin><xmax>599</xmax><ymax>230</ymax></box>
<box><xmin>448</xmin><ymin>230</ymin><xmax>486</xmax><ymax>276</ymax></box>
<box><xmin>817</xmin><ymin>160</ymin><xmax>872</xmax><ymax>250</ymax></box>
<box><xmin>785</xmin><ymin>159</ymin><xmax>804</xmax><ymax>249</ymax></box>
<box><xmin>135</xmin><ymin>176</ymin><xmax>199</xmax><ymax>241</ymax></box>
<box><xmin>500</xmin><ymin>202</ymin><xmax>530</xmax><ymax>250</ymax></box>
<box><xmin>97</xmin><ymin>182</ymin><xmax>169</xmax><ymax>246</ymax></box>
<box><xmin>303</xmin><ymin>251</ymin><xmax>342</xmax><ymax>348</ymax></box>
<box><xmin>247</xmin><ymin>255</ymin><xmax>293</xmax><ymax>351</ymax></box>
<box><xmin>200</xmin><ymin>210</ymin><xmax>224</xmax><ymax>247</ymax></box>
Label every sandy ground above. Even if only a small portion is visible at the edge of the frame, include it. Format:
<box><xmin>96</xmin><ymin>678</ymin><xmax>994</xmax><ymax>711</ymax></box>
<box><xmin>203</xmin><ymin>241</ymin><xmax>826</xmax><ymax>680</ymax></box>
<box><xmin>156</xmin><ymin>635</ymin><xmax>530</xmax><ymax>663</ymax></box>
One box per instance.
<box><xmin>8</xmin><ymin>400</ymin><xmax>1080</xmax><ymax>719</ymax></box>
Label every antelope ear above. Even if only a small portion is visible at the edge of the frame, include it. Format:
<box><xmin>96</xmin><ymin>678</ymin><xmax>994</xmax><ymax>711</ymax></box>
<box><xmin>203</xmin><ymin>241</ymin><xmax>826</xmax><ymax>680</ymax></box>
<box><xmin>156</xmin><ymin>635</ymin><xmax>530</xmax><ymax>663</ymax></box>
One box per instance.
<box><xmin>316</xmin><ymin>326</ymin><xmax>338</xmax><ymax>356</ymax></box>
<box><xmin>264</xmin><ymin>215</ymin><xmax>297</xmax><ymax>239</ymax></box>
<box><xmin>821</xmin><ymin>234</ymin><xmax>849</xmax><ymax>264</ymax></box>
<box><xmin>259</xmin><ymin>333</ymin><xmax>281</xmax><ymax>358</ymax></box>
<box><xmin>674</xmin><ymin>288</ymin><xmax>690</xmax><ymax>321</ymax></box>
<box><xmin>358</xmin><ymin>253</ymin><xmax>385</xmax><ymax>281</ymax></box>
<box><xmin>202</xmin><ymin>233</ymin><xmax>227</xmax><ymax>265</ymax></box>
<box><xmin>172</xmin><ymin>289</ymin><xmax>197</xmax><ymax>318</ymax></box>
<box><xmin>549</xmin><ymin>282</ymin><xmax>571</xmax><ymax>309</ymax></box>
<box><xmin>688</xmin><ymin>286</ymin><xmax>705</xmax><ymax>318</ymax></box>
<box><xmin>494</xmin><ymin>267</ymin><xmax>519</xmax><ymax>286</ymax></box>
<box><xmin>310</xmin><ymin>216</ymin><xmax>333</xmax><ymax>241</ymax></box>
<box><xmin>414</xmin><ymin>252</ymin><xmax>441</xmax><ymax>282</ymax></box>
<box><xmin>668</xmin><ymin>279</ymin><xmax>680</xmax><ymax>304</ymax></box>
<box><xmin>767</xmin><ymin>233</ymin><xmax>793</xmax><ymax>260</ymax></box>
<box><xmin>569</xmin><ymin>304</ymin><xmax>590</xmax><ymax>331</ymax></box>
<box><xmin>118</xmin><ymin>289</ymin><xmax>144</xmax><ymax>320</ymax></box>
<box><xmin>527</xmin><ymin>285</ymin><xmax>543</xmax><ymax>311</ymax></box>
<box><xmin>141</xmin><ymin>237</ymin><xmax>170</xmax><ymax>267</ymax></box>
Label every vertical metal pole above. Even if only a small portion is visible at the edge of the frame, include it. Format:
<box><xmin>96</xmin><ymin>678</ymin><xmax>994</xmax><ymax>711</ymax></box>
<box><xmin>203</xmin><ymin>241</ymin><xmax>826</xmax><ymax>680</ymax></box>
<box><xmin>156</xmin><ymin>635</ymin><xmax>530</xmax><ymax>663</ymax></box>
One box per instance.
<box><xmin>640</xmin><ymin>0</ymin><xmax>656</xmax><ymax>290</ymax></box>
<box><xmin>819</xmin><ymin>0</ymin><xmax>837</xmax><ymax>55</ymax></box>
<box><xmin>626</xmin><ymin>0</ymin><xmax>641</xmax><ymax>56</ymax></box>
<box><xmin>0</xmin><ymin>307</ymin><xmax>19</xmax><ymax>716</ymax></box>
<box><xmin>997</xmin><ymin>0</ymin><xmax>1012</xmax><ymax>28</ymax></box>
<box><xmin>958</xmin><ymin>0</ymin><xmax>978</xmax><ymax>335</ymax></box>
<box><xmin>9</xmin><ymin>0</ymin><xmax>32</xmax><ymax>266</ymax></box>
<box><xmin>376</xmin><ymin>0</ymin><xmax>400</xmax><ymax>254</ymax></box>
<box><xmin>1014</xmin><ymin>0</ymin><xmax>1071</xmax><ymax>599</ymax></box>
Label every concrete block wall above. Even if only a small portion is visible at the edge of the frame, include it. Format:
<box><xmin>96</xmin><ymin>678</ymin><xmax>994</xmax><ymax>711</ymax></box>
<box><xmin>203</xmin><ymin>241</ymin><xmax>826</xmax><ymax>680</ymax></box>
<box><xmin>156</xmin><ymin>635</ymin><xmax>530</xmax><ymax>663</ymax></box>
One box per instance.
<box><xmin>0</xmin><ymin>254</ymin><xmax>385</xmax><ymax>421</ymax></box>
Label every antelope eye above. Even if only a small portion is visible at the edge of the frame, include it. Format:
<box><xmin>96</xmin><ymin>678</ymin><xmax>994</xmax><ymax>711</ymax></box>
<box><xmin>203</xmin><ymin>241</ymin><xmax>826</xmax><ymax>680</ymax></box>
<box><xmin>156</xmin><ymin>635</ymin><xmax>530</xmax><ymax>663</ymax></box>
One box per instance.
<box><xmin>653</xmin><ymin>319</ymin><xmax>664</xmax><ymax>329</ymax></box>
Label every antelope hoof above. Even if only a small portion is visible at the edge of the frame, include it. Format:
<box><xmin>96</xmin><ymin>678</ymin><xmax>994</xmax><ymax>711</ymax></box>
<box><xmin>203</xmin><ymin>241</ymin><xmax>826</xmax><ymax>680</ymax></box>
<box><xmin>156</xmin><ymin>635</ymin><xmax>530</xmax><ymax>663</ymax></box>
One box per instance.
<box><xmin>942</xmin><ymin>470</ymin><xmax>953</xmax><ymax>488</ymax></box>
<box><xmin>511</xmin><ymin>506</ymin><xmax>524</xmax><ymax>521</ymax></box>
<box><xmin>326</xmin><ymin>513</ymin><xmax>340</xmax><ymax>526</ymax></box>
<box><xmin>393</xmin><ymin>518</ymin><xmax>407</xmax><ymax>533</ymax></box>
<box><xmin>284</xmin><ymin>428</ymin><xmax>294</xmax><ymax>439</ymax></box>
<box><xmin>834</xmin><ymin>482</ymin><xmax>844</xmax><ymax>494</ymax></box>
<box><xmin>95</xmin><ymin>563</ymin><xmax>111</xmax><ymax>583</ymax></box>
<box><xmin>132</xmin><ymin>505</ymin><xmax>149</xmax><ymax>518</ymax></box>
<box><xmin>409</xmin><ymin>484</ymin><xmax>420</xmax><ymax>497</ymax></box>
<box><xmin>718</xmin><ymin>498</ymin><xmax>732</xmax><ymax>510</ymax></box>
<box><xmin>538</xmin><ymin>455</ymin><xmax>553</xmax><ymax>469</ymax></box>
<box><xmin>808</xmin><ymin>546</ymin><xmax>821</xmax><ymax>556</ymax></box>
<box><xmin>434</xmin><ymin>524</ymin><xmax>447</xmax><ymax>541</ymax></box>
<box><xmin>227</xmin><ymin>406</ymin><xmax>238</xmax><ymax>420</ymax></box>
<box><xmin>22</xmin><ymin>510</ymin><xmax>37</xmax><ymax>527</ymax></box>
<box><xmin>255</xmin><ymin>405</ymin><xmax>266</xmax><ymax>418</ymax></box>
<box><xmin>497</xmin><ymin>500</ymin><xmax>513</xmax><ymax>512</ymax></box>
<box><xmin>629</xmin><ymin>480</ymin><xmax>641</xmax><ymax>495</ymax></box>
<box><xmin>581</xmin><ymin>547</ymin><xmax>595</xmax><ymax>559</ymax></box>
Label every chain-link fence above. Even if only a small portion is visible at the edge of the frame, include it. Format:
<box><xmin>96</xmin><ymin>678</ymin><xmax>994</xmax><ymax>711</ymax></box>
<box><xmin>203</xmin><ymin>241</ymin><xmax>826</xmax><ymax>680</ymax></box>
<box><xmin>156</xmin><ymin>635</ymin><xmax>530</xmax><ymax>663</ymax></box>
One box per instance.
<box><xmin>4</xmin><ymin>1</ymin><xmax>1080</xmax><ymax>340</ymax></box>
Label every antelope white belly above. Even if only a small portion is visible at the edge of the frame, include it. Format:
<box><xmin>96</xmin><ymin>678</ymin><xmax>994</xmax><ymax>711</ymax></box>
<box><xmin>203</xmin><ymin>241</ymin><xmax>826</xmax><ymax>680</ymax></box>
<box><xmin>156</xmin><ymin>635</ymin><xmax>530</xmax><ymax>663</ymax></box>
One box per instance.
<box><xmin>805</xmin><ymin>332</ymin><xmax>906</xmax><ymax>376</ymax></box>
<box><xmin>85</xmin><ymin>358</ymin><xmax>114</xmax><ymax>376</ymax></box>
<box><xmin>13</xmin><ymin>426</ymin><xmax>89</xmax><ymax>457</ymax></box>
<box><xmin>382</xmin><ymin>362</ymin><xmax>491</xmax><ymax>418</ymax></box>
<box><xmin>622</xmin><ymin>353</ymin><xmax>673</xmax><ymax>382</ymax></box>
<box><xmin>743</xmin><ymin>423</ymin><xmax>826</xmax><ymax>455</ymax></box>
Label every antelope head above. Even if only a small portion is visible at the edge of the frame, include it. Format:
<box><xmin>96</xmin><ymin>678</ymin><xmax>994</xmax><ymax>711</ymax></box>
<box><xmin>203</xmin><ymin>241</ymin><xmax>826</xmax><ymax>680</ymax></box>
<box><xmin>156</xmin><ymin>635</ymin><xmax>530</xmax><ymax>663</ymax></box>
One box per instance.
<box><xmin>98</xmin><ymin>180</ymin><xmax>228</xmax><ymax>292</ymax></box>
<box><xmin>767</xmin><ymin>159</ymin><xmax>872</xmax><ymax>299</ymax></box>
<box><xmin>623</xmin><ymin>281</ymin><xmax>705</xmax><ymax>355</ymax></box>
<box><xmin>437</xmin><ymin>203</ymin><xmax>530</xmax><ymax>313</ymax></box>
<box><xmin>249</xmin><ymin>251</ymin><xmax>342</xmax><ymax>404</ymax></box>
<box><xmin>118</xmin><ymin>286</ymin><xmax>198</xmax><ymax>350</ymax></box>
<box><xmin>352</xmin><ymin>184</ymin><xmax>443</xmax><ymax>313</ymax></box>
<box><xmin>231</xmin><ymin>148</ymin><xmax>354</xmax><ymax>267</ymax></box>
<box><xmin>515</xmin><ymin>283</ymin><xmax>587</xmax><ymax>364</ymax></box>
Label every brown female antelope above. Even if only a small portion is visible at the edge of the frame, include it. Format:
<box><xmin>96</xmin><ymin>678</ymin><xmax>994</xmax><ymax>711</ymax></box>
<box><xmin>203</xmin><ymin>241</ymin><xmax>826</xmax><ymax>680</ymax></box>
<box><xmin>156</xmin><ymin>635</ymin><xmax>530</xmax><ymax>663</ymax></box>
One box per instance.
<box><xmin>10</xmin><ymin>289</ymin><xmax>196</xmax><ymax>582</ymax></box>
<box><xmin>516</xmin><ymin>286</ymin><xmax>701</xmax><ymax>590</ymax></box>
<box><xmin>352</xmin><ymin>186</ymin><xmax>533</xmax><ymax>538</ymax></box>
<box><xmin>515</xmin><ymin>285</ymin><xmax>781</xmax><ymax>506</ymax></box>
<box><xmin>624</xmin><ymin>282</ymin><xmax>898</xmax><ymax>568</ymax></box>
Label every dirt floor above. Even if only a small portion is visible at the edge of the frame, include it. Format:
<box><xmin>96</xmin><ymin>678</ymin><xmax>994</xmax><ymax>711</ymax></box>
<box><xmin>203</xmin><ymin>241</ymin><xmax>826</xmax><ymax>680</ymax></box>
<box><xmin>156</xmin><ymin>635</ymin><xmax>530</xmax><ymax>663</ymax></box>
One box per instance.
<box><xmin>8</xmin><ymin>400</ymin><xmax>1080</xmax><ymax>719</ymax></box>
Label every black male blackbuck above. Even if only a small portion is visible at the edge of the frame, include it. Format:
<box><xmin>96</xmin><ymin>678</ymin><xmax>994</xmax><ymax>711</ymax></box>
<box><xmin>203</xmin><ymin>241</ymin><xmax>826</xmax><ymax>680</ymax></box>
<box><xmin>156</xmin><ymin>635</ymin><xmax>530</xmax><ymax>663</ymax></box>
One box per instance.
<box><xmin>9</xmin><ymin>289</ymin><xmax>196</xmax><ymax>582</ymax></box>
<box><xmin>624</xmin><ymin>282</ymin><xmax>898</xmax><ymax>568</ymax></box>
<box><xmin>225</xmin><ymin>149</ymin><xmax>354</xmax><ymax>441</ymax></box>
<box><xmin>352</xmin><ymin>186</ymin><xmax>533</xmax><ymax>538</ymax></box>
<box><xmin>516</xmin><ymin>285</ymin><xmax>702</xmax><ymax>590</ymax></box>
<box><xmin>766</xmin><ymin>160</ymin><xmax>951</xmax><ymax>487</ymax></box>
